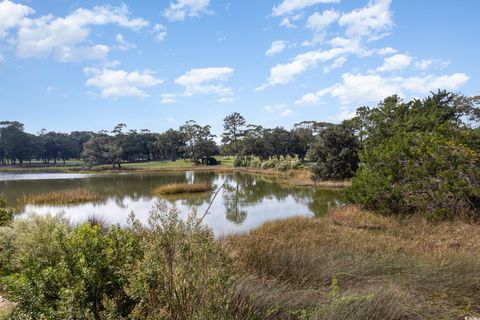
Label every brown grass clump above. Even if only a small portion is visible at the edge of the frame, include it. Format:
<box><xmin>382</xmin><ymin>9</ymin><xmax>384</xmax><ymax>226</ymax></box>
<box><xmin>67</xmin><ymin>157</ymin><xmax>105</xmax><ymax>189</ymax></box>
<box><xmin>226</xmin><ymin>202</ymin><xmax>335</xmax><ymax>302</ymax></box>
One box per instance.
<box><xmin>17</xmin><ymin>189</ymin><xmax>106</xmax><ymax>206</ymax></box>
<box><xmin>282</xmin><ymin>169</ymin><xmax>351</xmax><ymax>188</ymax></box>
<box><xmin>223</xmin><ymin>205</ymin><xmax>480</xmax><ymax>319</ymax></box>
<box><xmin>152</xmin><ymin>183</ymin><xmax>212</xmax><ymax>196</ymax></box>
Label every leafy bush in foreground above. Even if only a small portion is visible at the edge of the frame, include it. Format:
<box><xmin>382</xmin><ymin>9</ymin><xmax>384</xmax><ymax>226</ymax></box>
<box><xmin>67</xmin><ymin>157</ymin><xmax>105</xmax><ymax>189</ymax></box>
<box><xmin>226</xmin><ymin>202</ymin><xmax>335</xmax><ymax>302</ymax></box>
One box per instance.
<box><xmin>0</xmin><ymin>195</ymin><xmax>15</xmax><ymax>227</ymax></box>
<box><xmin>1</xmin><ymin>202</ymin><xmax>235</xmax><ymax>320</ymax></box>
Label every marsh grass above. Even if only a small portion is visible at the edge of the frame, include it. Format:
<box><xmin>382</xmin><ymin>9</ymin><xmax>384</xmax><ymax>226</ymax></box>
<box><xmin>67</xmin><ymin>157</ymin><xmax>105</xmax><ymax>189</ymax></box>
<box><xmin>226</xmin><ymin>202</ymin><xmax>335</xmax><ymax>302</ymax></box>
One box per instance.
<box><xmin>282</xmin><ymin>169</ymin><xmax>351</xmax><ymax>188</ymax></box>
<box><xmin>224</xmin><ymin>205</ymin><xmax>480</xmax><ymax>319</ymax></box>
<box><xmin>152</xmin><ymin>183</ymin><xmax>213</xmax><ymax>195</ymax></box>
<box><xmin>17</xmin><ymin>189</ymin><xmax>106</xmax><ymax>206</ymax></box>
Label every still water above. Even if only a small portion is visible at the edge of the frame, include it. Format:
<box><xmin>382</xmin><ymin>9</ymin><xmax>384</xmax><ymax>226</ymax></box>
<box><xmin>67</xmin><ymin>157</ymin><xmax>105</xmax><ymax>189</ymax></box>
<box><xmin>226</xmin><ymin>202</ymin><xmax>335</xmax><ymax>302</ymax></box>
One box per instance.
<box><xmin>0</xmin><ymin>171</ymin><xmax>343</xmax><ymax>236</ymax></box>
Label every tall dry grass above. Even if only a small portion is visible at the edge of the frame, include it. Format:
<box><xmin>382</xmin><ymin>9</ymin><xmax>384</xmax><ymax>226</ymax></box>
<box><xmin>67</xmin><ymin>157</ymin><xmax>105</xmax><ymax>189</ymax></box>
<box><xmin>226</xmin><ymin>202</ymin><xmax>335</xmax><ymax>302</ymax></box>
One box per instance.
<box><xmin>224</xmin><ymin>205</ymin><xmax>480</xmax><ymax>319</ymax></box>
<box><xmin>283</xmin><ymin>169</ymin><xmax>351</xmax><ymax>188</ymax></box>
<box><xmin>152</xmin><ymin>183</ymin><xmax>213</xmax><ymax>195</ymax></box>
<box><xmin>17</xmin><ymin>189</ymin><xmax>105</xmax><ymax>206</ymax></box>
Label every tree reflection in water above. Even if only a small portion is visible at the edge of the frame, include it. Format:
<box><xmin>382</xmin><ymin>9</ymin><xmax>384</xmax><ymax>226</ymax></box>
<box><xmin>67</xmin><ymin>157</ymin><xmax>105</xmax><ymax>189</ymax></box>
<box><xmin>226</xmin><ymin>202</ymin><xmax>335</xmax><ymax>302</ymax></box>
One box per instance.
<box><xmin>221</xmin><ymin>172</ymin><xmax>344</xmax><ymax>224</ymax></box>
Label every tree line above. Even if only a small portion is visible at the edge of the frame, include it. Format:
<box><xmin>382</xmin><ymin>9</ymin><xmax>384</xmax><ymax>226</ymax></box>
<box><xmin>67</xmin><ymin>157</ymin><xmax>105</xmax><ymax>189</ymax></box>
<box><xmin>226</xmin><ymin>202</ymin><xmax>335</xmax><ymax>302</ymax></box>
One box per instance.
<box><xmin>2</xmin><ymin>90</ymin><xmax>479</xmax><ymax>219</ymax></box>
<box><xmin>0</xmin><ymin>115</ymin><xmax>334</xmax><ymax>168</ymax></box>
<box><xmin>0</xmin><ymin>120</ymin><xmax>218</xmax><ymax>167</ymax></box>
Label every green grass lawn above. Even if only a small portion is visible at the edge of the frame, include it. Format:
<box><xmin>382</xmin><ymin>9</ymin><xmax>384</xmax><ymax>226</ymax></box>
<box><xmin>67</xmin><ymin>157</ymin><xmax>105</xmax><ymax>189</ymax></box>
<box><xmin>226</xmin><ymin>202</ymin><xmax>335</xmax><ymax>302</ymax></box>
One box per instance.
<box><xmin>0</xmin><ymin>156</ymin><xmax>234</xmax><ymax>173</ymax></box>
<box><xmin>122</xmin><ymin>156</ymin><xmax>234</xmax><ymax>170</ymax></box>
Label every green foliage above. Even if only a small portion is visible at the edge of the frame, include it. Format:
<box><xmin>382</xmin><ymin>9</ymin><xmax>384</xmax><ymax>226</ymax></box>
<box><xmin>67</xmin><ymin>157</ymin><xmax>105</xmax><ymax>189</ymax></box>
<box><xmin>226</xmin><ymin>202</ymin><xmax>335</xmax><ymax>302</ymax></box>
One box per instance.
<box><xmin>308</xmin><ymin>124</ymin><xmax>359</xmax><ymax>181</ymax></box>
<box><xmin>180</xmin><ymin>120</ymin><xmax>218</xmax><ymax>162</ymax></box>
<box><xmin>0</xmin><ymin>195</ymin><xmax>15</xmax><ymax>227</ymax></box>
<box><xmin>1</xmin><ymin>202</ymin><xmax>236</xmax><ymax>319</ymax></box>
<box><xmin>222</xmin><ymin>112</ymin><xmax>246</xmax><ymax>156</ymax></box>
<box><xmin>81</xmin><ymin>134</ymin><xmax>123</xmax><ymax>168</ymax></box>
<box><xmin>347</xmin><ymin>132</ymin><xmax>480</xmax><ymax>218</ymax></box>
<box><xmin>127</xmin><ymin>202</ymin><xmax>235</xmax><ymax>319</ymax></box>
<box><xmin>2</xmin><ymin>215</ymin><xmax>137</xmax><ymax>319</ymax></box>
<box><xmin>347</xmin><ymin>91</ymin><xmax>480</xmax><ymax>219</ymax></box>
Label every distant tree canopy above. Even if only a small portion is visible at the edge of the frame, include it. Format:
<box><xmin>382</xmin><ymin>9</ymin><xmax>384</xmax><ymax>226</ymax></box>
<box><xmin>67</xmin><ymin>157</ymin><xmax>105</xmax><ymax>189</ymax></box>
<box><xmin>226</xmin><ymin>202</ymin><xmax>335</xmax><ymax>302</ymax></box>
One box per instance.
<box><xmin>2</xmin><ymin>91</ymin><xmax>479</xmax><ymax>219</ymax></box>
<box><xmin>82</xmin><ymin>135</ymin><xmax>123</xmax><ymax>168</ymax></box>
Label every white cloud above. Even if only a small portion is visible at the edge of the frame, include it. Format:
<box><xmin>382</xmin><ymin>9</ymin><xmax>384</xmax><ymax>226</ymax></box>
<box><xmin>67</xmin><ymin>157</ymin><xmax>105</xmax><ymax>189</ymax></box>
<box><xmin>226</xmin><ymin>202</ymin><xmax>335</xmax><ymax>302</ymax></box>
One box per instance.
<box><xmin>272</xmin><ymin>0</ymin><xmax>340</xmax><ymax>16</ymax></box>
<box><xmin>83</xmin><ymin>68</ymin><xmax>163</xmax><ymax>98</ymax></box>
<box><xmin>258</xmin><ymin>46</ymin><xmax>357</xmax><ymax>89</ymax></box>
<box><xmin>46</xmin><ymin>85</ymin><xmax>57</xmax><ymax>94</ymax></box>
<box><xmin>218</xmin><ymin>97</ymin><xmax>234</xmax><ymax>103</ymax></box>
<box><xmin>378</xmin><ymin>46</ymin><xmax>397</xmax><ymax>55</ymax></box>
<box><xmin>115</xmin><ymin>33</ymin><xmax>135</xmax><ymax>51</ymax></box>
<box><xmin>338</xmin><ymin>0</ymin><xmax>392</xmax><ymax>40</ymax></box>
<box><xmin>174</xmin><ymin>67</ymin><xmax>234</xmax><ymax>100</ymax></box>
<box><xmin>56</xmin><ymin>45</ymin><xmax>110</xmax><ymax>62</ymax></box>
<box><xmin>163</xmin><ymin>0</ymin><xmax>211</xmax><ymax>21</ymax></box>
<box><xmin>306</xmin><ymin>10</ymin><xmax>339</xmax><ymax>31</ymax></box>
<box><xmin>16</xmin><ymin>4</ymin><xmax>148</xmax><ymax>62</ymax></box>
<box><xmin>376</xmin><ymin>53</ymin><xmax>412</xmax><ymax>72</ymax></box>
<box><xmin>323</xmin><ymin>56</ymin><xmax>346</xmax><ymax>73</ymax></box>
<box><xmin>264</xmin><ymin>103</ymin><xmax>293</xmax><ymax>117</ymax></box>
<box><xmin>414</xmin><ymin>59</ymin><xmax>450</xmax><ymax>70</ymax></box>
<box><xmin>152</xmin><ymin>24</ymin><xmax>167</xmax><ymax>42</ymax></box>
<box><xmin>295</xmin><ymin>72</ymin><xmax>469</xmax><ymax>105</ymax></box>
<box><xmin>266</xmin><ymin>40</ymin><xmax>289</xmax><ymax>56</ymax></box>
<box><xmin>279</xmin><ymin>17</ymin><xmax>296</xmax><ymax>28</ymax></box>
<box><xmin>161</xmin><ymin>93</ymin><xmax>177</xmax><ymax>104</ymax></box>
<box><xmin>0</xmin><ymin>0</ymin><xmax>34</xmax><ymax>38</ymax></box>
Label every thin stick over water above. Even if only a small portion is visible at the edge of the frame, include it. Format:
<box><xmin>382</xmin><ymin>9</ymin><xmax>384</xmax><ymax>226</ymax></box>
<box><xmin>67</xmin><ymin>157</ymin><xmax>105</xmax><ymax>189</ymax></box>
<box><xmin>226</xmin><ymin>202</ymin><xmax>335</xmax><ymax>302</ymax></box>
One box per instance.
<box><xmin>197</xmin><ymin>181</ymin><xmax>226</xmax><ymax>226</ymax></box>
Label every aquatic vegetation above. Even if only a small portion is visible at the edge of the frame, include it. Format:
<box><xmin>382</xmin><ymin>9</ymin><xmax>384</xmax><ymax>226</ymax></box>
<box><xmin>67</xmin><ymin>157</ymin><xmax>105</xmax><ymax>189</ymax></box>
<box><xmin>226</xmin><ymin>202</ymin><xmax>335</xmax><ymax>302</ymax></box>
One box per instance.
<box><xmin>224</xmin><ymin>205</ymin><xmax>480</xmax><ymax>319</ymax></box>
<box><xmin>152</xmin><ymin>183</ymin><xmax>213</xmax><ymax>195</ymax></box>
<box><xmin>17</xmin><ymin>189</ymin><xmax>106</xmax><ymax>206</ymax></box>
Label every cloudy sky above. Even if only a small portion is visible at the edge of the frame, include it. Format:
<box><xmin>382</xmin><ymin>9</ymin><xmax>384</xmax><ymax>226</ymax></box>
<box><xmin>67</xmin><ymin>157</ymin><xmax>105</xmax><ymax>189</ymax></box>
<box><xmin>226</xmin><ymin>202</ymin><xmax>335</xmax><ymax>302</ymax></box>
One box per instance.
<box><xmin>0</xmin><ymin>0</ymin><xmax>478</xmax><ymax>135</ymax></box>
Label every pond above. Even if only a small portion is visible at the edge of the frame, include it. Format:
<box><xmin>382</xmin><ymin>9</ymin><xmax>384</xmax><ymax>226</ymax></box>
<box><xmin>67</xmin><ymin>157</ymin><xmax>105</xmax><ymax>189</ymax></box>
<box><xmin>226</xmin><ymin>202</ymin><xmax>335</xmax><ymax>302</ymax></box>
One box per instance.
<box><xmin>0</xmin><ymin>171</ymin><xmax>343</xmax><ymax>236</ymax></box>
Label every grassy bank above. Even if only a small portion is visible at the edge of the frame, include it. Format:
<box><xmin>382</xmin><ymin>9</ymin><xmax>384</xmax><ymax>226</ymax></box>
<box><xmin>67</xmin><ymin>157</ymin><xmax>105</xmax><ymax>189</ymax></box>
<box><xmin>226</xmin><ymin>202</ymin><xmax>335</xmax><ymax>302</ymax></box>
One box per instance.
<box><xmin>17</xmin><ymin>189</ymin><xmax>106</xmax><ymax>206</ymax></box>
<box><xmin>152</xmin><ymin>183</ymin><xmax>213</xmax><ymax>195</ymax></box>
<box><xmin>224</xmin><ymin>206</ymin><xmax>480</xmax><ymax>319</ymax></box>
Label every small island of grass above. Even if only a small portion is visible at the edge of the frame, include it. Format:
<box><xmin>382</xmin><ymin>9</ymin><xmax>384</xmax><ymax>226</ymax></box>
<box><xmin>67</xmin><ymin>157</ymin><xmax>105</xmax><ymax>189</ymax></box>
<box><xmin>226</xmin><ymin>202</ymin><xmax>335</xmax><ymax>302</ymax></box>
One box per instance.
<box><xmin>152</xmin><ymin>183</ymin><xmax>212</xmax><ymax>196</ymax></box>
<box><xmin>18</xmin><ymin>189</ymin><xmax>106</xmax><ymax>206</ymax></box>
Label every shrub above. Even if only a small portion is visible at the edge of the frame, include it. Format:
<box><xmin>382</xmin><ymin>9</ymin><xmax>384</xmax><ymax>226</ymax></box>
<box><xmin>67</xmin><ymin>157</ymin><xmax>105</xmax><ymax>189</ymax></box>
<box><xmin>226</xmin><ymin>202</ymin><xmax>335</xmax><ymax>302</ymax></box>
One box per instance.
<box><xmin>0</xmin><ymin>195</ymin><xmax>16</xmax><ymax>227</ymax></box>
<box><xmin>126</xmin><ymin>202</ymin><xmax>236</xmax><ymax>319</ymax></box>
<box><xmin>233</xmin><ymin>155</ymin><xmax>245</xmax><ymax>167</ymax></box>
<box><xmin>277</xmin><ymin>160</ymin><xmax>290</xmax><ymax>171</ymax></box>
<box><xmin>2</xmin><ymin>215</ymin><xmax>138</xmax><ymax>319</ymax></box>
<box><xmin>1</xmin><ymin>202</ymin><xmax>236</xmax><ymax>319</ymax></box>
<box><xmin>347</xmin><ymin>132</ymin><xmax>480</xmax><ymax>219</ymax></box>
<box><xmin>290</xmin><ymin>159</ymin><xmax>303</xmax><ymax>169</ymax></box>
<box><xmin>308</xmin><ymin>124</ymin><xmax>359</xmax><ymax>181</ymax></box>
<box><xmin>260</xmin><ymin>159</ymin><xmax>276</xmax><ymax>169</ymax></box>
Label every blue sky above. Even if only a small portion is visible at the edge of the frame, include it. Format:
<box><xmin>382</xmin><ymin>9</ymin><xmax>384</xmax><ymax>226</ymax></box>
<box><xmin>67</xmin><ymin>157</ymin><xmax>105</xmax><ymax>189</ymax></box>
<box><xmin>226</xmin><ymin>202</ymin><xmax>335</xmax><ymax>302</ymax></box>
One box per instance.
<box><xmin>0</xmin><ymin>0</ymin><xmax>478</xmax><ymax>136</ymax></box>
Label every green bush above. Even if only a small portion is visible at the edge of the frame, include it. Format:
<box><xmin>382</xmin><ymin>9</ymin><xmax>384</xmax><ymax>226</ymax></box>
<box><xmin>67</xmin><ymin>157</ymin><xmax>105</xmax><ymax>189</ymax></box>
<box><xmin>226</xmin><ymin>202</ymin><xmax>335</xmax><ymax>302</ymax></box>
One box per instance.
<box><xmin>0</xmin><ymin>195</ymin><xmax>16</xmax><ymax>227</ymax></box>
<box><xmin>126</xmin><ymin>202</ymin><xmax>235</xmax><ymax>320</ymax></box>
<box><xmin>260</xmin><ymin>159</ymin><xmax>276</xmax><ymax>169</ymax></box>
<box><xmin>290</xmin><ymin>159</ymin><xmax>303</xmax><ymax>169</ymax></box>
<box><xmin>233</xmin><ymin>155</ymin><xmax>246</xmax><ymax>167</ymax></box>
<box><xmin>347</xmin><ymin>132</ymin><xmax>480</xmax><ymax>219</ymax></box>
<box><xmin>1</xmin><ymin>202</ymin><xmax>236</xmax><ymax>319</ymax></box>
<box><xmin>277</xmin><ymin>160</ymin><xmax>290</xmax><ymax>171</ymax></box>
<box><xmin>308</xmin><ymin>124</ymin><xmax>359</xmax><ymax>181</ymax></box>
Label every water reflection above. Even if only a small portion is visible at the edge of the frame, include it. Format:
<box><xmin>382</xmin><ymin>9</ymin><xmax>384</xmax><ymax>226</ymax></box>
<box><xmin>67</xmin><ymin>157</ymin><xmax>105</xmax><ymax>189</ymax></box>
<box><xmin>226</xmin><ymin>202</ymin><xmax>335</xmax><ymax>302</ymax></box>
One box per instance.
<box><xmin>0</xmin><ymin>171</ymin><xmax>343</xmax><ymax>236</ymax></box>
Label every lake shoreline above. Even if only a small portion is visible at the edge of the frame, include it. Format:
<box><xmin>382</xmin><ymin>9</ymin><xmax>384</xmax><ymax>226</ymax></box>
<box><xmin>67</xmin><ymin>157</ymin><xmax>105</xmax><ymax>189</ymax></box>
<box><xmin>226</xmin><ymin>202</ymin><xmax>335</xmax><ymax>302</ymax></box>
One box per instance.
<box><xmin>0</xmin><ymin>165</ymin><xmax>350</xmax><ymax>189</ymax></box>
